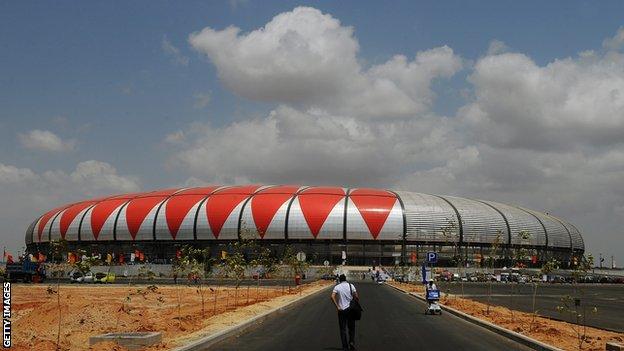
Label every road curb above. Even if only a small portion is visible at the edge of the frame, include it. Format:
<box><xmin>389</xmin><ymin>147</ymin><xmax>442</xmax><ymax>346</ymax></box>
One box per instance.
<box><xmin>172</xmin><ymin>284</ymin><xmax>333</xmax><ymax>351</ymax></box>
<box><xmin>386</xmin><ymin>283</ymin><xmax>563</xmax><ymax>351</ymax></box>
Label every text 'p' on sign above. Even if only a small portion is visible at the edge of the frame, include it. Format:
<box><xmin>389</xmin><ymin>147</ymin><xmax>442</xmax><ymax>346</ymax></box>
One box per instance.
<box><xmin>426</xmin><ymin>252</ymin><xmax>438</xmax><ymax>264</ymax></box>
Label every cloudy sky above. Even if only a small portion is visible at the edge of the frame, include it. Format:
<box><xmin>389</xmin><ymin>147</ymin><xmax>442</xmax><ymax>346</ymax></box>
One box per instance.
<box><xmin>1</xmin><ymin>1</ymin><xmax>623</xmax><ymax>263</ymax></box>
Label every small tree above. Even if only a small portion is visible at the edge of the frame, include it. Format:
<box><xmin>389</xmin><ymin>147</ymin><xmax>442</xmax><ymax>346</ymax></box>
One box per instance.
<box><xmin>177</xmin><ymin>245</ymin><xmax>215</xmax><ymax>317</ymax></box>
<box><xmin>394</xmin><ymin>263</ymin><xmax>408</xmax><ymax>282</ymax></box>
<box><xmin>137</xmin><ymin>264</ymin><xmax>156</xmax><ymax>281</ymax></box>
<box><xmin>199</xmin><ymin>248</ymin><xmax>216</xmax><ymax>312</ymax></box>
<box><xmin>319</xmin><ymin>264</ymin><xmax>335</xmax><ymax>279</ymax></box>
<box><xmin>256</xmin><ymin>246</ymin><xmax>278</xmax><ymax>279</ymax></box>
<box><xmin>116</xmin><ymin>285</ymin><xmax>162</xmax><ymax>331</ymax></box>
<box><xmin>221</xmin><ymin>226</ymin><xmax>260</xmax><ymax>308</ymax></box>
<box><xmin>485</xmin><ymin>230</ymin><xmax>503</xmax><ymax>315</ymax></box>
<box><xmin>222</xmin><ymin>244</ymin><xmax>246</xmax><ymax>286</ymax></box>
<box><xmin>170</xmin><ymin>252</ymin><xmax>185</xmax><ymax>325</ymax></box>
<box><xmin>557</xmin><ymin>254</ymin><xmax>597</xmax><ymax>350</ymax></box>
<box><xmin>508</xmin><ymin>230</ymin><xmax>531</xmax><ymax>320</ymax></box>
<box><xmin>71</xmin><ymin>249</ymin><xmax>95</xmax><ymax>276</ymax></box>
<box><xmin>47</xmin><ymin>239</ymin><xmax>69</xmax><ymax>351</ymax></box>
<box><xmin>281</xmin><ymin>246</ymin><xmax>309</xmax><ymax>294</ymax></box>
<box><xmin>441</xmin><ymin>217</ymin><xmax>462</xmax><ymax>296</ymax></box>
<box><xmin>530</xmin><ymin>258</ymin><xmax>559</xmax><ymax>330</ymax></box>
<box><xmin>253</xmin><ymin>246</ymin><xmax>278</xmax><ymax>300</ymax></box>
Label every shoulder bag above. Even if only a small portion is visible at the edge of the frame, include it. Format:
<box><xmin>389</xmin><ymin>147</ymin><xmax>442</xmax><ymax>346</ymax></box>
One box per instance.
<box><xmin>348</xmin><ymin>283</ymin><xmax>363</xmax><ymax>320</ymax></box>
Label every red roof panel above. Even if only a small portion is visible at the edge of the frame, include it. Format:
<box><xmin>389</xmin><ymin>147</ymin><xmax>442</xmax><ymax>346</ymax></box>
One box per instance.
<box><xmin>165</xmin><ymin>194</ymin><xmax>206</xmax><ymax>239</ymax></box>
<box><xmin>125</xmin><ymin>196</ymin><xmax>167</xmax><ymax>239</ymax></box>
<box><xmin>298</xmin><ymin>193</ymin><xmax>344</xmax><ymax>237</ymax></box>
<box><xmin>90</xmin><ymin>199</ymin><xmax>128</xmax><ymax>239</ymax></box>
<box><xmin>251</xmin><ymin>190</ymin><xmax>297</xmax><ymax>238</ymax></box>
<box><xmin>59</xmin><ymin>202</ymin><xmax>96</xmax><ymax>238</ymax></box>
<box><xmin>256</xmin><ymin>185</ymin><xmax>300</xmax><ymax>194</ymax></box>
<box><xmin>37</xmin><ymin>206</ymin><xmax>67</xmax><ymax>241</ymax></box>
<box><xmin>350</xmin><ymin>188</ymin><xmax>395</xmax><ymax>197</ymax></box>
<box><xmin>205</xmin><ymin>194</ymin><xmax>249</xmax><ymax>238</ymax></box>
<box><xmin>350</xmin><ymin>195</ymin><xmax>396</xmax><ymax>239</ymax></box>
<box><xmin>301</xmin><ymin>187</ymin><xmax>345</xmax><ymax>196</ymax></box>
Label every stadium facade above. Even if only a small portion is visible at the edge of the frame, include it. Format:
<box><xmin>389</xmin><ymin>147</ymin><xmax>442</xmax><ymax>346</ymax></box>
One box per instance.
<box><xmin>25</xmin><ymin>185</ymin><xmax>585</xmax><ymax>267</ymax></box>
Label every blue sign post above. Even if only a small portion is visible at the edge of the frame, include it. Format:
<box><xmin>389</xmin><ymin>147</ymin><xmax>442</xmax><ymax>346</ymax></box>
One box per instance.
<box><xmin>426</xmin><ymin>252</ymin><xmax>438</xmax><ymax>264</ymax></box>
<box><xmin>422</xmin><ymin>252</ymin><xmax>438</xmax><ymax>284</ymax></box>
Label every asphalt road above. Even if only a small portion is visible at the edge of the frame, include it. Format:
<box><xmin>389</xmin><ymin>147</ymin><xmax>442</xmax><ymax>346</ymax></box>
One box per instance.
<box><xmin>212</xmin><ymin>282</ymin><xmax>532</xmax><ymax>351</ymax></box>
<box><xmin>438</xmin><ymin>282</ymin><xmax>624</xmax><ymax>332</ymax></box>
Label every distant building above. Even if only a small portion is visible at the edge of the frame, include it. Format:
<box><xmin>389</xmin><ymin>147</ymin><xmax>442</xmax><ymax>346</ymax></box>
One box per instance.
<box><xmin>25</xmin><ymin>185</ymin><xmax>584</xmax><ymax>266</ymax></box>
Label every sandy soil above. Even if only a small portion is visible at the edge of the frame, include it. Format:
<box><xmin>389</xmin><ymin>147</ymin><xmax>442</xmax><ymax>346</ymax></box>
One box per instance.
<box><xmin>10</xmin><ymin>280</ymin><xmax>331</xmax><ymax>351</ymax></box>
<box><xmin>387</xmin><ymin>281</ymin><xmax>425</xmax><ymax>294</ymax></box>
<box><xmin>389</xmin><ymin>281</ymin><xmax>624</xmax><ymax>351</ymax></box>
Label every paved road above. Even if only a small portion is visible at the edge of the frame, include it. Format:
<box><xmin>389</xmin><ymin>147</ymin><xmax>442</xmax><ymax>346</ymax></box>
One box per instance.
<box><xmin>438</xmin><ymin>282</ymin><xmax>624</xmax><ymax>332</ymax></box>
<box><xmin>212</xmin><ymin>282</ymin><xmax>532</xmax><ymax>351</ymax></box>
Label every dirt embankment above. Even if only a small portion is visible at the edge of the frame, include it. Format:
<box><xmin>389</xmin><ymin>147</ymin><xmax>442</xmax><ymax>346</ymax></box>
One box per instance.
<box><xmin>10</xmin><ymin>281</ymin><xmax>331</xmax><ymax>351</ymax></box>
<box><xmin>389</xmin><ymin>281</ymin><xmax>624</xmax><ymax>351</ymax></box>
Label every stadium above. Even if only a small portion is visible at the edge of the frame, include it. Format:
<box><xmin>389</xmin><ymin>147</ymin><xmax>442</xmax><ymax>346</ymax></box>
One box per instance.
<box><xmin>25</xmin><ymin>185</ymin><xmax>584</xmax><ymax>267</ymax></box>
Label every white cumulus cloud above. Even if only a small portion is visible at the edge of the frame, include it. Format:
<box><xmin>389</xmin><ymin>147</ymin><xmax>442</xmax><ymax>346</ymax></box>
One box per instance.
<box><xmin>189</xmin><ymin>6</ymin><xmax>462</xmax><ymax>119</ymax></box>
<box><xmin>603</xmin><ymin>26</ymin><xmax>624</xmax><ymax>51</ymax></box>
<box><xmin>18</xmin><ymin>129</ymin><xmax>76</xmax><ymax>152</ymax></box>
<box><xmin>168</xmin><ymin>105</ymin><xmax>460</xmax><ymax>186</ymax></box>
<box><xmin>0</xmin><ymin>163</ymin><xmax>38</xmax><ymax>183</ymax></box>
<box><xmin>0</xmin><ymin>160</ymin><xmax>140</xmax><ymax>252</ymax></box>
<box><xmin>461</xmin><ymin>49</ymin><xmax>624</xmax><ymax>150</ymax></box>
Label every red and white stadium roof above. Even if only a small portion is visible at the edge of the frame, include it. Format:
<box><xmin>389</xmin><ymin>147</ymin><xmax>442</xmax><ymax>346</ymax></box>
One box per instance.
<box><xmin>26</xmin><ymin>185</ymin><xmax>584</xmax><ymax>252</ymax></box>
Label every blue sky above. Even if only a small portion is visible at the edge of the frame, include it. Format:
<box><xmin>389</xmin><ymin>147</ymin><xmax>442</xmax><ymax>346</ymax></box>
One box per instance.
<box><xmin>1</xmin><ymin>1</ymin><xmax>624</xmax><ymax>261</ymax></box>
<box><xmin>2</xmin><ymin>1</ymin><xmax>622</xmax><ymax>179</ymax></box>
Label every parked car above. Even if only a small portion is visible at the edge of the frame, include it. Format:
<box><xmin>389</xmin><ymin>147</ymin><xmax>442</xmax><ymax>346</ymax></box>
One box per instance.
<box><xmin>320</xmin><ymin>274</ymin><xmax>335</xmax><ymax>280</ymax></box>
<box><xmin>438</xmin><ymin>274</ymin><xmax>450</xmax><ymax>282</ymax></box>
<box><xmin>252</xmin><ymin>272</ymin><xmax>268</xmax><ymax>280</ymax></box>
<box><xmin>69</xmin><ymin>270</ymin><xmax>94</xmax><ymax>283</ymax></box>
<box><xmin>612</xmin><ymin>277</ymin><xmax>624</xmax><ymax>284</ymax></box>
<box><xmin>94</xmin><ymin>272</ymin><xmax>115</xmax><ymax>283</ymax></box>
<box><xmin>393</xmin><ymin>274</ymin><xmax>405</xmax><ymax>282</ymax></box>
<box><xmin>500</xmin><ymin>273</ymin><xmax>510</xmax><ymax>282</ymax></box>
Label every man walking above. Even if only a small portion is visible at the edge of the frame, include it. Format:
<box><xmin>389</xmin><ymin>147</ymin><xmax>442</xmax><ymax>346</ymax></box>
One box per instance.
<box><xmin>331</xmin><ymin>274</ymin><xmax>359</xmax><ymax>350</ymax></box>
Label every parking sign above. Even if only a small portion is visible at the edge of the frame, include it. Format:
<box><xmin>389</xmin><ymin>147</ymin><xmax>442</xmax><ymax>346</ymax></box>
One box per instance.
<box><xmin>426</xmin><ymin>252</ymin><xmax>438</xmax><ymax>264</ymax></box>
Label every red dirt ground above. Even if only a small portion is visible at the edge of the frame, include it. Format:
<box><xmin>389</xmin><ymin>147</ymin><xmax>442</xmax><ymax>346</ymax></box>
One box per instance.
<box><xmin>10</xmin><ymin>281</ymin><xmax>330</xmax><ymax>350</ymax></box>
<box><xmin>389</xmin><ymin>281</ymin><xmax>624</xmax><ymax>351</ymax></box>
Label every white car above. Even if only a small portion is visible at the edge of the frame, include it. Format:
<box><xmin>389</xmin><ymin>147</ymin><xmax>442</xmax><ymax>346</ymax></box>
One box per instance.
<box><xmin>69</xmin><ymin>270</ymin><xmax>94</xmax><ymax>283</ymax></box>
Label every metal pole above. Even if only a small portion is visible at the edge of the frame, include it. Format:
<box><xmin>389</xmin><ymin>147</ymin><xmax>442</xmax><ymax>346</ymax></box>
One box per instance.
<box><xmin>599</xmin><ymin>253</ymin><xmax>603</xmax><ymax>269</ymax></box>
